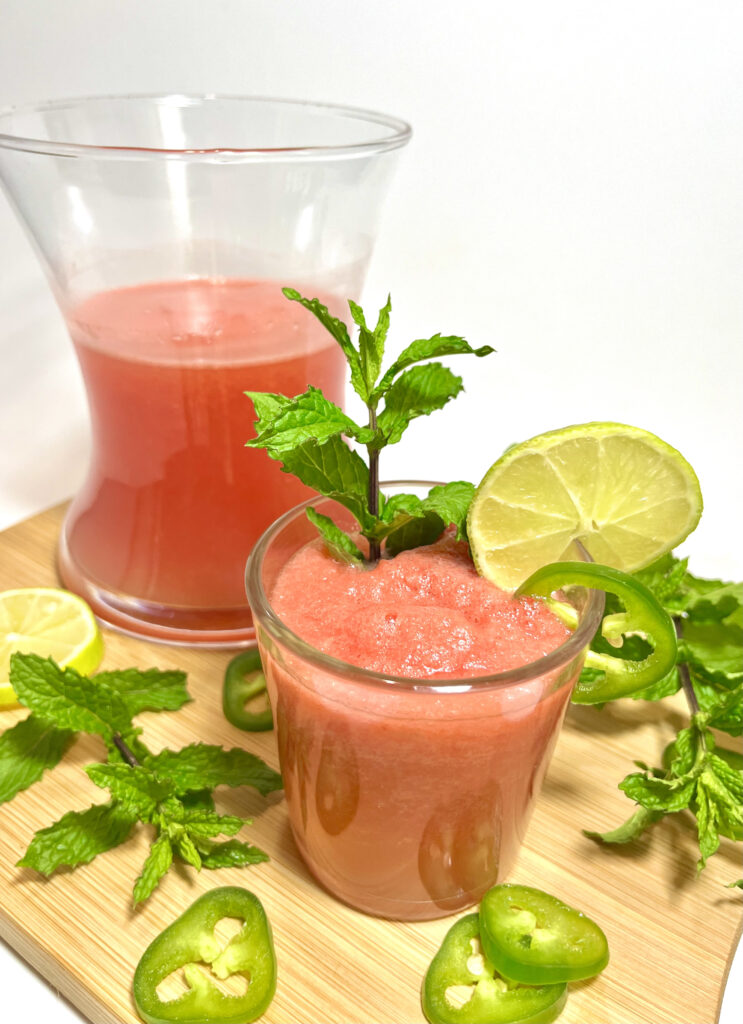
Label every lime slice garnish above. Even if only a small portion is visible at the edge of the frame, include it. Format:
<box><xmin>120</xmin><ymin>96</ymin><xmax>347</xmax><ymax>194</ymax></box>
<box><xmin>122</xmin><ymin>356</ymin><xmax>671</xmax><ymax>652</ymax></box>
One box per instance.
<box><xmin>0</xmin><ymin>588</ymin><xmax>104</xmax><ymax>707</ymax></box>
<box><xmin>468</xmin><ymin>422</ymin><xmax>703</xmax><ymax>590</ymax></box>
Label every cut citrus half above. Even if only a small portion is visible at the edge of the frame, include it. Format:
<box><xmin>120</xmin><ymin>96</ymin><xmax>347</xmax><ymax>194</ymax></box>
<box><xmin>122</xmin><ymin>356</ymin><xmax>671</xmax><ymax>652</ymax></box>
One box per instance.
<box><xmin>468</xmin><ymin>422</ymin><xmax>703</xmax><ymax>590</ymax></box>
<box><xmin>0</xmin><ymin>588</ymin><xmax>104</xmax><ymax>707</ymax></box>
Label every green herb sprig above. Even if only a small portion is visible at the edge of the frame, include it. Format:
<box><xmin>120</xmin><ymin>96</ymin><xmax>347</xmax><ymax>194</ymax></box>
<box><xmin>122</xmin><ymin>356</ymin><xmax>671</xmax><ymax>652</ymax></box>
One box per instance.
<box><xmin>582</xmin><ymin>554</ymin><xmax>743</xmax><ymax>880</ymax></box>
<box><xmin>247</xmin><ymin>289</ymin><xmax>494</xmax><ymax>563</ymax></box>
<box><xmin>0</xmin><ymin>653</ymin><xmax>281</xmax><ymax>904</ymax></box>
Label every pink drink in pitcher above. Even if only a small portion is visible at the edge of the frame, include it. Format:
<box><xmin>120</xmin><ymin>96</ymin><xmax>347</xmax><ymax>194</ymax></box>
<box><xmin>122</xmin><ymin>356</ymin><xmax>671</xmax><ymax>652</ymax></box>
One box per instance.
<box><xmin>59</xmin><ymin>278</ymin><xmax>345</xmax><ymax>640</ymax></box>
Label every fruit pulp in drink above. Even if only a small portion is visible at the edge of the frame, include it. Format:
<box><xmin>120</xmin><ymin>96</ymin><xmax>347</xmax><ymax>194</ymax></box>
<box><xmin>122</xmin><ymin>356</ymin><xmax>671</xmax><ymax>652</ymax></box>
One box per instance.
<box><xmin>59</xmin><ymin>278</ymin><xmax>346</xmax><ymax>639</ymax></box>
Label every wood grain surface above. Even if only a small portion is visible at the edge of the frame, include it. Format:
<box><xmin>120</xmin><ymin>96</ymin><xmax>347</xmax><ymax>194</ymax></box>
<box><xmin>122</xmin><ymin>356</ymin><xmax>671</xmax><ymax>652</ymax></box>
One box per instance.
<box><xmin>0</xmin><ymin>504</ymin><xmax>740</xmax><ymax>1024</ymax></box>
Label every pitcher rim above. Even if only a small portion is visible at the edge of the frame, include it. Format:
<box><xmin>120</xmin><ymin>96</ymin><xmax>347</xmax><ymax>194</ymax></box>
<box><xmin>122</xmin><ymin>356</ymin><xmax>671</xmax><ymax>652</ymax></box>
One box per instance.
<box><xmin>0</xmin><ymin>93</ymin><xmax>412</xmax><ymax>162</ymax></box>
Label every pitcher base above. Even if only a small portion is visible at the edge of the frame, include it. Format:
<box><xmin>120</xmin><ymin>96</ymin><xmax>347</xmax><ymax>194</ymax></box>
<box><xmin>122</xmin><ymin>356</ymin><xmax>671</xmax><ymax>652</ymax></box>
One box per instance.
<box><xmin>57</xmin><ymin>540</ymin><xmax>255</xmax><ymax>648</ymax></box>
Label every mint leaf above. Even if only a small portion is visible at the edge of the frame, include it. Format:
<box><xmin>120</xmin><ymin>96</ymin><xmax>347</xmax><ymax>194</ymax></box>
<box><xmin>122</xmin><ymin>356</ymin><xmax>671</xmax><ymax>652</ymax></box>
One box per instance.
<box><xmin>198</xmin><ymin>839</ymin><xmax>269</xmax><ymax>870</ymax></box>
<box><xmin>619</xmin><ymin>772</ymin><xmax>696</xmax><ymax>812</ymax></box>
<box><xmin>385</xmin><ymin>512</ymin><xmax>445</xmax><ymax>557</ymax></box>
<box><xmin>680</xmin><ymin>621</ymin><xmax>743</xmax><ymax>685</ymax></box>
<box><xmin>246</xmin><ymin>391</ymin><xmax>293</xmax><ymax>430</ymax></box>
<box><xmin>369</xmin><ymin>491</ymin><xmax>429</xmax><ymax>540</ymax></box>
<box><xmin>146</xmin><ymin>743</ymin><xmax>282</xmax><ymax>796</ymax></box>
<box><xmin>0</xmin><ymin>716</ymin><xmax>75</xmax><ymax>805</ymax></box>
<box><xmin>85</xmin><ymin>763</ymin><xmax>175</xmax><ymax>818</ymax></box>
<box><xmin>381</xmin><ymin>482</ymin><xmax>476</xmax><ymax>555</ymax></box>
<box><xmin>692</xmin><ymin>676</ymin><xmax>741</xmax><ymax>736</ymax></box>
<box><xmin>133</xmin><ymin>833</ymin><xmax>173</xmax><ymax>905</ymax></box>
<box><xmin>372</xmin><ymin>482</ymin><xmax>476</xmax><ymax>555</ymax></box>
<box><xmin>583</xmin><ymin>806</ymin><xmax>664</xmax><ymax>844</ymax></box>
<box><xmin>633</xmin><ymin>554</ymin><xmax>690</xmax><ymax>609</ymax></box>
<box><xmin>687</xmin><ymin>581</ymin><xmax>743</xmax><ymax>618</ymax></box>
<box><xmin>419</xmin><ymin>481</ymin><xmax>474</xmax><ymax>541</ymax></box>
<box><xmin>693</xmin><ymin>779</ymin><xmax>719</xmax><ymax>868</ymax></box>
<box><xmin>376</xmin><ymin>363</ymin><xmax>463</xmax><ymax>445</ymax></box>
<box><xmin>666</xmin><ymin>720</ymin><xmax>700</xmax><ymax>775</ymax></box>
<box><xmin>629</xmin><ymin>667</ymin><xmax>681</xmax><ymax>702</ymax></box>
<box><xmin>280</xmin><ymin>435</ymin><xmax>374</xmax><ymax>531</ymax></box>
<box><xmin>18</xmin><ymin>802</ymin><xmax>136</xmax><ymax>875</ymax></box>
<box><xmin>349</xmin><ymin>295</ymin><xmax>391</xmax><ymax>397</ymax></box>
<box><xmin>634</xmin><ymin>555</ymin><xmax>742</xmax><ymax>623</ymax></box>
<box><xmin>713</xmin><ymin>745</ymin><xmax>743</xmax><ymax>772</ymax></box>
<box><xmin>691</xmin><ymin>755</ymin><xmax>742</xmax><ymax>870</ymax></box>
<box><xmin>282</xmin><ymin>288</ymin><xmax>366</xmax><ymax>399</ymax></box>
<box><xmin>373</xmin><ymin>334</ymin><xmax>494</xmax><ymax>398</ymax></box>
<box><xmin>93</xmin><ymin>667</ymin><xmax>190</xmax><ymax>716</ymax></box>
<box><xmin>703</xmin><ymin>755</ymin><xmax>743</xmax><ymax>840</ymax></box>
<box><xmin>682</xmin><ymin>575</ymin><xmax>743</xmax><ymax>623</ymax></box>
<box><xmin>378</xmin><ymin>490</ymin><xmax>423</xmax><ymax>523</ymax></box>
<box><xmin>175</xmin><ymin>833</ymin><xmax>202</xmax><ymax>870</ymax></box>
<box><xmin>247</xmin><ymin>386</ymin><xmax>370</xmax><ymax>453</ymax></box>
<box><xmin>180</xmin><ymin>807</ymin><xmax>246</xmax><ymax>838</ymax></box>
<box><xmin>180</xmin><ymin>789</ymin><xmax>216</xmax><ymax>813</ymax></box>
<box><xmin>165</xmin><ymin>807</ymin><xmax>251</xmax><ymax>872</ymax></box>
<box><xmin>10</xmin><ymin>653</ymin><xmax>132</xmax><ymax>740</ymax></box>
<box><xmin>306</xmin><ymin>507</ymin><xmax>364</xmax><ymax>563</ymax></box>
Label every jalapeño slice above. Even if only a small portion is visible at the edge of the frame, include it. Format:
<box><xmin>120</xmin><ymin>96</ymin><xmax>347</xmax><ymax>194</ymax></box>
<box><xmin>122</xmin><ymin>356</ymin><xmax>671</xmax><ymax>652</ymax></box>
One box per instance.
<box><xmin>421</xmin><ymin>913</ymin><xmax>569</xmax><ymax>1024</ymax></box>
<box><xmin>517</xmin><ymin>561</ymin><xmax>677</xmax><ymax>703</ymax></box>
<box><xmin>479</xmin><ymin>885</ymin><xmax>609</xmax><ymax>986</ymax></box>
<box><xmin>133</xmin><ymin>886</ymin><xmax>277</xmax><ymax>1024</ymax></box>
<box><xmin>222</xmin><ymin>648</ymin><xmax>273</xmax><ymax>732</ymax></box>
<box><xmin>422</xmin><ymin>913</ymin><xmax>567</xmax><ymax>1024</ymax></box>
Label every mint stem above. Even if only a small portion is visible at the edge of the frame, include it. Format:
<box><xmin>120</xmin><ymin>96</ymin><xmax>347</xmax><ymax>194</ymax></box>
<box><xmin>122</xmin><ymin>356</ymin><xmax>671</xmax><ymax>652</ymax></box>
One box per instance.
<box><xmin>367</xmin><ymin>406</ymin><xmax>381</xmax><ymax>564</ymax></box>
<box><xmin>673</xmin><ymin>616</ymin><xmax>700</xmax><ymax>716</ymax></box>
<box><xmin>112</xmin><ymin>733</ymin><xmax>141</xmax><ymax>768</ymax></box>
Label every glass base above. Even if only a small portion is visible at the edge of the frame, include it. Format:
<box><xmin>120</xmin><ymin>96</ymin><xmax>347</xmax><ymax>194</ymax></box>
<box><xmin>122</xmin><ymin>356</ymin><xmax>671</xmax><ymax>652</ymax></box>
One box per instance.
<box><xmin>57</xmin><ymin>538</ymin><xmax>255</xmax><ymax>648</ymax></box>
<box><xmin>289</xmin><ymin>817</ymin><xmax>507</xmax><ymax>922</ymax></box>
<box><xmin>304</xmin><ymin>864</ymin><xmax>483</xmax><ymax>922</ymax></box>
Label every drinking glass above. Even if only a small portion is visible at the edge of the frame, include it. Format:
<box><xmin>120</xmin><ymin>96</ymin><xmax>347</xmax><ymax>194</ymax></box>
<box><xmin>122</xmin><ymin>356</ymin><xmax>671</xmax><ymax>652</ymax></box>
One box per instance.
<box><xmin>0</xmin><ymin>95</ymin><xmax>410</xmax><ymax>644</ymax></box>
<box><xmin>246</xmin><ymin>484</ymin><xmax>605</xmax><ymax>920</ymax></box>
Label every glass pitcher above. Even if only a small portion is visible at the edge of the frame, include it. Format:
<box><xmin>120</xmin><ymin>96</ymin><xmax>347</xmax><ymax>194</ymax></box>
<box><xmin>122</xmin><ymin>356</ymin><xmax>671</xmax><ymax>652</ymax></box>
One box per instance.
<box><xmin>0</xmin><ymin>94</ymin><xmax>410</xmax><ymax>644</ymax></box>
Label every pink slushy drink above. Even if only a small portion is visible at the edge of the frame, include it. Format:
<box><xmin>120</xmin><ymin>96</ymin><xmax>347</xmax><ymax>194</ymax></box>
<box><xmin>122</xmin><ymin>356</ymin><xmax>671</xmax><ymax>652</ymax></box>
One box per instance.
<box><xmin>248</xmin><ymin>496</ymin><xmax>600</xmax><ymax>920</ymax></box>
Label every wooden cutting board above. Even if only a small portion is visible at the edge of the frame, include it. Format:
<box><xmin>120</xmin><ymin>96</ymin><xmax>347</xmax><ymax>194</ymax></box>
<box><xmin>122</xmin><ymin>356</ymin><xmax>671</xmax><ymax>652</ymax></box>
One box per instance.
<box><xmin>0</xmin><ymin>504</ymin><xmax>740</xmax><ymax>1024</ymax></box>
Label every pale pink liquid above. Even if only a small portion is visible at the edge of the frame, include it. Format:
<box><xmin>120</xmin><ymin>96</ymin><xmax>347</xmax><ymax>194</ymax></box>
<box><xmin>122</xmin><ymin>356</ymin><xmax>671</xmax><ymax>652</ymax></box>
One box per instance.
<box><xmin>262</xmin><ymin>537</ymin><xmax>581</xmax><ymax>919</ymax></box>
<box><xmin>59</xmin><ymin>279</ymin><xmax>345</xmax><ymax>640</ymax></box>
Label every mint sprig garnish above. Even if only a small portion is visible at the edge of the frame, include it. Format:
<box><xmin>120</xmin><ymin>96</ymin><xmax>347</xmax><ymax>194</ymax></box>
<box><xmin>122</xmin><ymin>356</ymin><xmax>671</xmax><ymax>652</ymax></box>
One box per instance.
<box><xmin>2</xmin><ymin>653</ymin><xmax>281</xmax><ymax>904</ymax></box>
<box><xmin>583</xmin><ymin>554</ymin><xmax>743</xmax><ymax>880</ymax></box>
<box><xmin>247</xmin><ymin>288</ymin><xmax>494</xmax><ymax>562</ymax></box>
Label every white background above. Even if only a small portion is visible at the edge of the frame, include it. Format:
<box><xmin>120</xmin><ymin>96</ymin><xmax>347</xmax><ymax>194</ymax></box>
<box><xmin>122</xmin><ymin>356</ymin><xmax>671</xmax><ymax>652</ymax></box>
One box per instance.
<box><xmin>0</xmin><ymin>2</ymin><xmax>741</xmax><ymax>1021</ymax></box>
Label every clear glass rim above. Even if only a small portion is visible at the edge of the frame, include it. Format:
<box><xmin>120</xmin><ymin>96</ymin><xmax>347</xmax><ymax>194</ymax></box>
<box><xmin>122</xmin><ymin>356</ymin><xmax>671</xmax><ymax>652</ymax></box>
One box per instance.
<box><xmin>0</xmin><ymin>93</ymin><xmax>412</xmax><ymax>162</ymax></box>
<box><xmin>245</xmin><ymin>480</ymin><xmax>606</xmax><ymax>694</ymax></box>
